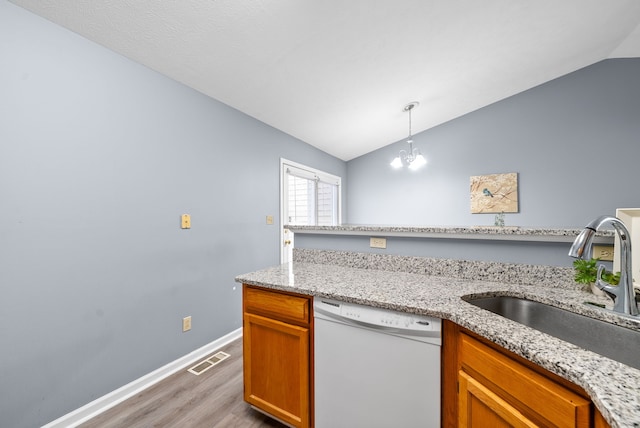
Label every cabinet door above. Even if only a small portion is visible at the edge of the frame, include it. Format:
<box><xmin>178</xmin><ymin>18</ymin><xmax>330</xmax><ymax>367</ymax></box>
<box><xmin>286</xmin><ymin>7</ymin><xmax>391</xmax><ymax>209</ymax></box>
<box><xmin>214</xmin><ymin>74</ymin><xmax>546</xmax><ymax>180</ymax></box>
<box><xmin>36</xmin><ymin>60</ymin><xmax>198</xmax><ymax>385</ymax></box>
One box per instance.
<box><xmin>444</xmin><ymin>321</ymin><xmax>600</xmax><ymax>428</ymax></box>
<box><xmin>459</xmin><ymin>333</ymin><xmax>591</xmax><ymax>428</ymax></box>
<box><xmin>243</xmin><ymin>312</ymin><xmax>310</xmax><ymax>428</ymax></box>
<box><xmin>459</xmin><ymin>371</ymin><xmax>538</xmax><ymax>428</ymax></box>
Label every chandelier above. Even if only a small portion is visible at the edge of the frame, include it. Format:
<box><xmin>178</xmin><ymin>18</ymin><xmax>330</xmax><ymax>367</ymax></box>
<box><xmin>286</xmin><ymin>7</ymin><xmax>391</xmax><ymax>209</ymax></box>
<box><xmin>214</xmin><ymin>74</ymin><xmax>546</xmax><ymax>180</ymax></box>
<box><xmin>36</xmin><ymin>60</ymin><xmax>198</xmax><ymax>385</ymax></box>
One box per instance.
<box><xmin>390</xmin><ymin>102</ymin><xmax>426</xmax><ymax>170</ymax></box>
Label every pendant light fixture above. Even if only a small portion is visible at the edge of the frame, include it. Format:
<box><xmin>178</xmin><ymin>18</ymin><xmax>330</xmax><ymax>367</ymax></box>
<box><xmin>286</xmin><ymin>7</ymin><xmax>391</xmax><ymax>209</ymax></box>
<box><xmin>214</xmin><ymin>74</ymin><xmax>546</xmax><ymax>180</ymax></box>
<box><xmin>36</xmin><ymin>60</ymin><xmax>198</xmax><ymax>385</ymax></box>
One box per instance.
<box><xmin>390</xmin><ymin>102</ymin><xmax>426</xmax><ymax>170</ymax></box>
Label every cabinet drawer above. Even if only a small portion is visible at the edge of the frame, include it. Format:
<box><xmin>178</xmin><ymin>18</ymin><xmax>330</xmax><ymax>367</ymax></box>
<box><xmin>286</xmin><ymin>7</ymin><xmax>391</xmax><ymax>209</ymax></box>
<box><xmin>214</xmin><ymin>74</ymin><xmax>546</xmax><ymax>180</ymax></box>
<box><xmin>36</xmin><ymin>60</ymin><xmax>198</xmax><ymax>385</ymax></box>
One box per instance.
<box><xmin>243</xmin><ymin>285</ymin><xmax>311</xmax><ymax>326</ymax></box>
<box><xmin>460</xmin><ymin>333</ymin><xmax>590</xmax><ymax>428</ymax></box>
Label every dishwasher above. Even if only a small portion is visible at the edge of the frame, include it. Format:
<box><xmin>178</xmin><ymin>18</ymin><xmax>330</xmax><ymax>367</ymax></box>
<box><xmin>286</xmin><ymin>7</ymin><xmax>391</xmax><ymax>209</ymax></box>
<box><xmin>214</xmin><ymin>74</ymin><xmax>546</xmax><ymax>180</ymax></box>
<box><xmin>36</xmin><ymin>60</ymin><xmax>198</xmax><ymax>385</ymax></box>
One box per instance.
<box><xmin>314</xmin><ymin>298</ymin><xmax>441</xmax><ymax>428</ymax></box>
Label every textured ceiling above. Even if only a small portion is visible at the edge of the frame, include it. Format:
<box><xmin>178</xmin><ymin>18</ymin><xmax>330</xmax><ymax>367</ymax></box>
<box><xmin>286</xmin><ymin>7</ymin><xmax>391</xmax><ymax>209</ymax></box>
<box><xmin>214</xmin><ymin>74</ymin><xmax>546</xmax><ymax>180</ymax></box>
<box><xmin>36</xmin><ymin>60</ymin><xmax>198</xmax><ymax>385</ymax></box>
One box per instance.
<box><xmin>10</xmin><ymin>0</ymin><xmax>640</xmax><ymax>160</ymax></box>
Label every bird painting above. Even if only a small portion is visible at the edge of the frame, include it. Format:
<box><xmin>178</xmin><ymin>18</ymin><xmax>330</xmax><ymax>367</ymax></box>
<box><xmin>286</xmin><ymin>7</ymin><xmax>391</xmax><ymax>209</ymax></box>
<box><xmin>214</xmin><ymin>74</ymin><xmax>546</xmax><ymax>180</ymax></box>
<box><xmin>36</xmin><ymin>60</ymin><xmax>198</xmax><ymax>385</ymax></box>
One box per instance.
<box><xmin>470</xmin><ymin>173</ymin><xmax>519</xmax><ymax>213</ymax></box>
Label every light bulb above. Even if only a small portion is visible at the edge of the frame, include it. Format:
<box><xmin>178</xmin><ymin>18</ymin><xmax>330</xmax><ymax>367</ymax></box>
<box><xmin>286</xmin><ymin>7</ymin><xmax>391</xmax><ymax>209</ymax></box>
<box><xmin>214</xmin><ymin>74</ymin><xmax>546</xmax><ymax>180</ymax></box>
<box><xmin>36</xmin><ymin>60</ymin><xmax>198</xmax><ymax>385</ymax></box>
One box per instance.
<box><xmin>390</xmin><ymin>156</ymin><xmax>403</xmax><ymax>168</ymax></box>
<box><xmin>408</xmin><ymin>154</ymin><xmax>426</xmax><ymax>170</ymax></box>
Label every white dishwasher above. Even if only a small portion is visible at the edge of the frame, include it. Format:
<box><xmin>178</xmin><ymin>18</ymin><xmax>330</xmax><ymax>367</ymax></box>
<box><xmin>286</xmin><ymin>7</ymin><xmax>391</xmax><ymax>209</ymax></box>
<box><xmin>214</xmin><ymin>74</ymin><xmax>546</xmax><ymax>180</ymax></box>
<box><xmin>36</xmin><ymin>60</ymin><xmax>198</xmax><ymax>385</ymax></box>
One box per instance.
<box><xmin>314</xmin><ymin>298</ymin><xmax>441</xmax><ymax>428</ymax></box>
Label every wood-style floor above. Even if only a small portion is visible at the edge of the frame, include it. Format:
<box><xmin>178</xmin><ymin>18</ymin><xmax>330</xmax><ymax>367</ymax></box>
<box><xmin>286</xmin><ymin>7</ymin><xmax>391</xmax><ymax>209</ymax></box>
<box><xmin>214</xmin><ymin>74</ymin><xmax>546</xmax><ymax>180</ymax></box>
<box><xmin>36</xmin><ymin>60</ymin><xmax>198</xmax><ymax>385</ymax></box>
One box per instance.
<box><xmin>80</xmin><ymin>338</ymin><xmax>287</xmax><ymax>428</ymax></box>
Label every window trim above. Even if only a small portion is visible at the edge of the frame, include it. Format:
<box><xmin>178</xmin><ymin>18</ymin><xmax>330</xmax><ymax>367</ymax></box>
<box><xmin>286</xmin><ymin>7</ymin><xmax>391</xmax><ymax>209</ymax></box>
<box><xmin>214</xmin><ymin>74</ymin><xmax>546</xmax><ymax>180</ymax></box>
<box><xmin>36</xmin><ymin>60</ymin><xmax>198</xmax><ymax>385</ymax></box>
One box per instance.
<box><xmin>280</xmin><ymin>158</ymin><xmax>342</xmax><ymax>262</ymax></box>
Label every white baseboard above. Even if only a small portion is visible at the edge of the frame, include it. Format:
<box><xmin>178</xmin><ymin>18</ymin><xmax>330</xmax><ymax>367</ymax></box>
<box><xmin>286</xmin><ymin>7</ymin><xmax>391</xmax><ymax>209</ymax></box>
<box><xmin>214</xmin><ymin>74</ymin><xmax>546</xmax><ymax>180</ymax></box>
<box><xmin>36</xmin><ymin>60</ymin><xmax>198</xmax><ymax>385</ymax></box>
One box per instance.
<box><xmin>42</xmin><ymin>328</ymin><xmax>243</xmax><ymax>428</ymax></box>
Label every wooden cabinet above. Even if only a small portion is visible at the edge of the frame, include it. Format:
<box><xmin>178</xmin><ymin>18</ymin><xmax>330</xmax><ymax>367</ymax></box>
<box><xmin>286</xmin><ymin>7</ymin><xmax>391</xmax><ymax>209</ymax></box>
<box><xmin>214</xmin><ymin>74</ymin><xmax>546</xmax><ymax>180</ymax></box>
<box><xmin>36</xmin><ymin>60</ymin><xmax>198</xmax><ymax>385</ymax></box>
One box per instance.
<box><xmin>458</xmin><ymin>370</ymin><xmax>539</xmax><ymax>427</ymax></box>
<box><xmin>443</xmin><ymin>321</ymin><xmax>610</xmax><ymax>428</ymax></box>
<box><xmin>242</xmin><ymin>285</ymin><xmax>312</xmax><ymax>428</ymax></box>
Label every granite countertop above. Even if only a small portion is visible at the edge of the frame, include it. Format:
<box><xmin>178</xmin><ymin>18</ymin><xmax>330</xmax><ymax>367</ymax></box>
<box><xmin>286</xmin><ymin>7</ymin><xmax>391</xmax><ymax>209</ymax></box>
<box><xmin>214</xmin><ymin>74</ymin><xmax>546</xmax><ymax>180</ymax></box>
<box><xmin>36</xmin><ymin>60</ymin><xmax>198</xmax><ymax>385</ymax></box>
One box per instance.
<box><xmin>286</xmin><ymin>224</ymin><xmax>616</xmax><ymax>243</ymax></box>
<box><xmin>236</xmin><ymin>261</ymin><xmax>640</xmax><ymax>428</ymax></box>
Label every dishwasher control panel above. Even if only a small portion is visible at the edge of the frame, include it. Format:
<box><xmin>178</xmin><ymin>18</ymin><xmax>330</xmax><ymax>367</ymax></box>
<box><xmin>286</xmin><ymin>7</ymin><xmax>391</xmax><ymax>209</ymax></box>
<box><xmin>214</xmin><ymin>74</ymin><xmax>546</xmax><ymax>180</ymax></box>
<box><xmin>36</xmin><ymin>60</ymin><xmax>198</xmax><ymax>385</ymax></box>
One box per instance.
<box><xmin>314</xmin><ymin>298</ymin><xmax>441</xmax><ymax>339</ymax></box>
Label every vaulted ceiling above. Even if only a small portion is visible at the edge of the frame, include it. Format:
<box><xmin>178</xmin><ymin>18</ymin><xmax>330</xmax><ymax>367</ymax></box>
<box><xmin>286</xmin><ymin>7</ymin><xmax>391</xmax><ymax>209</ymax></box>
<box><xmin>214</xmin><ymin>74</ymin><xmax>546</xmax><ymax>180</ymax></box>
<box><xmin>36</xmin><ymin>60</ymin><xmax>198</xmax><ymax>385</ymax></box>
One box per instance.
<box><xmin>10</xmin><ymin>0</ymin><xmax>640</xmax><ymax>160</ymax></box>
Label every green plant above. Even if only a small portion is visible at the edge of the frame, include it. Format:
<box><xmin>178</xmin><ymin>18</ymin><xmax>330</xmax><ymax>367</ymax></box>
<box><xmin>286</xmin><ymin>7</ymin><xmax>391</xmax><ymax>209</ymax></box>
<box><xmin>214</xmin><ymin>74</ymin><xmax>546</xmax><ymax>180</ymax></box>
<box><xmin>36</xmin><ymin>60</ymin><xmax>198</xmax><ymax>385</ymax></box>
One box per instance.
<box><xmin>573</xmin><ymin>258</ymin><xmax>620</xmax><ymax>285</ymax></box>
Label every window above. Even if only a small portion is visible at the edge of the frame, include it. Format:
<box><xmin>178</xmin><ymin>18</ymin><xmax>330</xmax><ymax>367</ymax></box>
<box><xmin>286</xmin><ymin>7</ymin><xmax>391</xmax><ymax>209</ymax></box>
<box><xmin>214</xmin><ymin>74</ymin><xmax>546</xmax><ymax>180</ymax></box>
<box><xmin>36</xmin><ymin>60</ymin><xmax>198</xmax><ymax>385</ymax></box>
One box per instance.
<box><xmin>281</xmin><ymin>160</ymin><xmax>341</xmax><ymax>227</ymax></box>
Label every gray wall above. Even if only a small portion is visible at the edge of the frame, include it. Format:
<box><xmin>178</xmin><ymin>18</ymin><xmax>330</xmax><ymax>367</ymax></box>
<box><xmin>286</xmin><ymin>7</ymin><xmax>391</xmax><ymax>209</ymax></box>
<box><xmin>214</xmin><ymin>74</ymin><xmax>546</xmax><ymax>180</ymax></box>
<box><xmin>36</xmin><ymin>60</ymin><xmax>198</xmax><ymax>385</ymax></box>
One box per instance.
<box><xmin>291</xmin><ymin>58</ymin><xmax>640</xmax><ymax>267</ymax></box>
<box><xmin>347</xmin><ymin>58</ymin><xmax>640</xmax><ymax>228</ymax></box>
<box><xmin>0</xmin><ymin>3</ymin><xmax>346</xmax><ymax>427</ymax></box>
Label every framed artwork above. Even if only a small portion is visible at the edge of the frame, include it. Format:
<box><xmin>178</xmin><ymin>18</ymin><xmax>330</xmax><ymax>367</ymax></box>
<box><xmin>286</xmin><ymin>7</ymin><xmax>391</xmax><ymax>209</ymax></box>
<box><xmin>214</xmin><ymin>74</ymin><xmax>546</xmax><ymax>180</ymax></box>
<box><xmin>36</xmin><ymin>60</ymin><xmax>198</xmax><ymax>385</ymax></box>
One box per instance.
<box><xmin>470</xmin><ymin>172</ymin><xmax>518</xmax><ymax>214</ymax></box>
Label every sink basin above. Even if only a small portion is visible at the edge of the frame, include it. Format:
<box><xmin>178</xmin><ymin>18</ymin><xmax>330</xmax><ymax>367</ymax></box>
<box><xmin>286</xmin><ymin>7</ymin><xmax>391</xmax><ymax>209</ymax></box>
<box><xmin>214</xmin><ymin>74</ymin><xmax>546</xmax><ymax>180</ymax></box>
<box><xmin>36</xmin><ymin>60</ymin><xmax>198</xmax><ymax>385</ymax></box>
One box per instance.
<box><xmin>467</xmin><ymin>296</ymin><xmax>640</xmax><ymax>370</ymax></box>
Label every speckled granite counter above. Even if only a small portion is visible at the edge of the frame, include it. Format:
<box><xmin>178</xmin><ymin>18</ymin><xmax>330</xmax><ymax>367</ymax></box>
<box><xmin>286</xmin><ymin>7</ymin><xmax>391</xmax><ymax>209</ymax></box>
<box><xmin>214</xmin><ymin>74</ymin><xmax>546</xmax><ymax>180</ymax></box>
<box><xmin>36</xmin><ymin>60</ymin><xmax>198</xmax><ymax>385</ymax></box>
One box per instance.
<box><xmin>236</xmin><ymin>252</ymin><xmax>640</xmax><ymax>428</ymax></box>
<box><xmin>287</xmin><ymin>224</ymin><xmax>615</xmax><ymax>243</ymax></box>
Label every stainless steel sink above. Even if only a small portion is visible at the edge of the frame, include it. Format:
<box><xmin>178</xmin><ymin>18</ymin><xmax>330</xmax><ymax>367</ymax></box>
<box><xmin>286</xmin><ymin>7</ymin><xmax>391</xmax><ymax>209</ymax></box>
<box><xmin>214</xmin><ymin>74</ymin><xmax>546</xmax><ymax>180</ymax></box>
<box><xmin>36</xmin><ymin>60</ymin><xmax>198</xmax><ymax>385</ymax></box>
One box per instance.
<box><xmin>467</xmin><ymin>296</ymin><xmax>640</xmax><ymax>370</ymax></box>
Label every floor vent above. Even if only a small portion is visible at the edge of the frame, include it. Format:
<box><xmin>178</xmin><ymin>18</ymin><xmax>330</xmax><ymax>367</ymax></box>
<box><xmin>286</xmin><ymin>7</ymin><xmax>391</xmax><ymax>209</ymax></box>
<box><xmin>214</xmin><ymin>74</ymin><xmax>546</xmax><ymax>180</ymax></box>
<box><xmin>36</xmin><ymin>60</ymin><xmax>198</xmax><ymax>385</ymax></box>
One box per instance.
<box><xmin>188</xmin><ymin>351</ymin><xmax>230</xmax><ymax>375</ymax></box>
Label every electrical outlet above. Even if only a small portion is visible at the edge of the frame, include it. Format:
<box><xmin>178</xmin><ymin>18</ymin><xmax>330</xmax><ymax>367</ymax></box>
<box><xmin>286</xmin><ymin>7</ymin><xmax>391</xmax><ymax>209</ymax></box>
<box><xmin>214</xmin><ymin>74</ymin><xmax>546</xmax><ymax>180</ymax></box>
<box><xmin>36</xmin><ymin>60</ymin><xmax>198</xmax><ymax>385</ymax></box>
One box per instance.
<box><xmin>266</xmin><ymin>215</ymin><xmax>274</xmax><ymax>225</ymax></box>
<box><xmin>181</xmin><ymin>214</ymin><xmax>191</xmax><ymax>229</ymax></box>
<box><xmin>370</xmin><ymin>237</ymin><xmax>387</xmax><ymax>249</ymax></box>
<box><xmin>182</xmin><ymin>316</ymin><xmax>192</xmax><ymax>332</ymax></box>
<box><xmin>593</xmin><ymin>245</ymin><xmax>614</xmax><ymax>262</ymax></box>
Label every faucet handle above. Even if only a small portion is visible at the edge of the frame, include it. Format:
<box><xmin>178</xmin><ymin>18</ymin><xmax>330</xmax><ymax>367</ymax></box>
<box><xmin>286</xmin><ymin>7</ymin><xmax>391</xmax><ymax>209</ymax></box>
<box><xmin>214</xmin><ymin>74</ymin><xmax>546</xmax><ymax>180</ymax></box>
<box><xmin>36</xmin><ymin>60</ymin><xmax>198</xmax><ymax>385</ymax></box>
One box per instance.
<box><xmin>596</xmin><ymin>264</ymin><xmax>620</xmax><ymax>302</ymax></box>
<box><xmin>596</xmin><ymin>264</ymin><xmax>605</xmax><ymax>283</ymax></box>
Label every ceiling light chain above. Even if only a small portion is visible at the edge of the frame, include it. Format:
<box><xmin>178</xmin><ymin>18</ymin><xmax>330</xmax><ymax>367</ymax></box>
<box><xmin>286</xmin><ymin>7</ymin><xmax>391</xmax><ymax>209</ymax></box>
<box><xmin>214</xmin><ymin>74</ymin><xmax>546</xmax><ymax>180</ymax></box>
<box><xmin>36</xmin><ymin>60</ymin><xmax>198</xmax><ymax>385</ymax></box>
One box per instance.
<box><xmin>390</xmin><ymin>102</ymin><xmax>427</xmax><ymax>170</ymax></box>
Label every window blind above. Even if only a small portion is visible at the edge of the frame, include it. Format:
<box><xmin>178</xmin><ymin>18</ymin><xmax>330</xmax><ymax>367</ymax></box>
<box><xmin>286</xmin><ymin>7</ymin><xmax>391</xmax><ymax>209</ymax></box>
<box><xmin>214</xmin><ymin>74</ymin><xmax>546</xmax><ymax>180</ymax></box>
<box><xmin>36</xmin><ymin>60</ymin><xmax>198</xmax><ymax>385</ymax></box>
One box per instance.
<box><xmin>285</xmin><ymin>165</ymin><xmax>340</xmax><ymax>226</ymax></box>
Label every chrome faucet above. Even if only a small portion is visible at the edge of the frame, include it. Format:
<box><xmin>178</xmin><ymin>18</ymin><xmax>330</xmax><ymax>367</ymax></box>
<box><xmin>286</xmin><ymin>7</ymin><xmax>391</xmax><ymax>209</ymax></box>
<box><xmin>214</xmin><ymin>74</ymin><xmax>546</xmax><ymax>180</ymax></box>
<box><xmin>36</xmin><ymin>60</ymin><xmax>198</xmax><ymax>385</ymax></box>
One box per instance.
<box><xmin>569</xmin><ymin>215</ymin><xmax>638</xmax><ymax>316</ymax></box>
